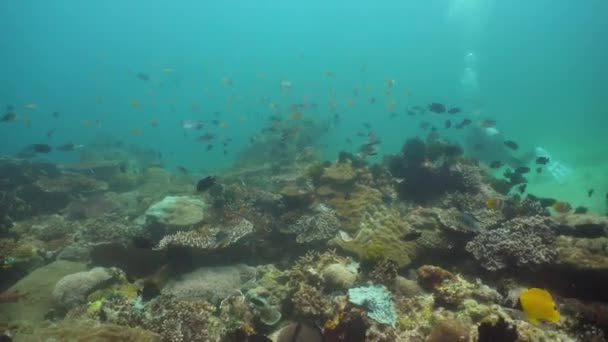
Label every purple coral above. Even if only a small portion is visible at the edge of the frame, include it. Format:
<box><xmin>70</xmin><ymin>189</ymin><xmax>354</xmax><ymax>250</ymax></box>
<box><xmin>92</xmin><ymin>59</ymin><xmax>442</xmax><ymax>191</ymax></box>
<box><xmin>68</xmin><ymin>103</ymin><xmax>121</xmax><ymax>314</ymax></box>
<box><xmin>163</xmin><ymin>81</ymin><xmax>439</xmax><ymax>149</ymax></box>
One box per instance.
<box><xmin>465</xmin><ymin>216</ymin><xmax>557</xmax><ymax>271</ymax></box>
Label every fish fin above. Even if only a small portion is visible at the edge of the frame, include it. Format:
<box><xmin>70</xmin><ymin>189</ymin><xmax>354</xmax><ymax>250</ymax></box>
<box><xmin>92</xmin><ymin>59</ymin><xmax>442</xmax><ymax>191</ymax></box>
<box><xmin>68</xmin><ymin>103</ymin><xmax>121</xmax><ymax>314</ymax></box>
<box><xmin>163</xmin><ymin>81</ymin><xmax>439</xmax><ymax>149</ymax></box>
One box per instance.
<box><xmin>528</xmin><ymin>317</ymin><xmax>539</xmax><ymax>326</ymax></box>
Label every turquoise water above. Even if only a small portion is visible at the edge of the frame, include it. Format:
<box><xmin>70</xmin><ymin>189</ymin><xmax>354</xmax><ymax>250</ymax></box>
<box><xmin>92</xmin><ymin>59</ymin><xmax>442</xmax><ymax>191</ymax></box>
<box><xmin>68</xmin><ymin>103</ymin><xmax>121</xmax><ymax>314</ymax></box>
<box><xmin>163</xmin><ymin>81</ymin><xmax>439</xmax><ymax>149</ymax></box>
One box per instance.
<box><xmin>1</xmin><ymin>0</ymin><xmax>607</xmax><ymax>211</ymax></box>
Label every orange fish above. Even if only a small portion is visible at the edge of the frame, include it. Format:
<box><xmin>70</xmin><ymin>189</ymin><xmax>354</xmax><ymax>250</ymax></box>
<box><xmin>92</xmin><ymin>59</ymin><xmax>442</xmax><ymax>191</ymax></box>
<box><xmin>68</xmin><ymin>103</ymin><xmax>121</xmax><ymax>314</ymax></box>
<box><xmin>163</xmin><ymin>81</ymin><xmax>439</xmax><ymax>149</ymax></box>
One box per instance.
<box><xmin>552</xmin><ymin>201</ymin><xmax>572</xmax><ymax>213</ymax></box>
<box><xmin>128</xmin><ymin>99</ymin><xmax>140</xmax><ymax>108</ymax></box>
<box><xmin>290</xmin><ymin>111</ymin><xmax>303</xmax><ymax>120</ymax></box>
<box><xmin>485</xmin><ymin>197</ymin><xmax>504</xmax><ymax>210</ymax></box>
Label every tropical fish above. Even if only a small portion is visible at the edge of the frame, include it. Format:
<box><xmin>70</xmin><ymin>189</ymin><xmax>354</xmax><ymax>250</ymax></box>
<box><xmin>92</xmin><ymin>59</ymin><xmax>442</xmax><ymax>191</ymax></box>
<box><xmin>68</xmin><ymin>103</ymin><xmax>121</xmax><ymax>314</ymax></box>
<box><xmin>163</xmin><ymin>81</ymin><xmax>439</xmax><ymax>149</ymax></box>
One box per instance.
<box><xmin>519</xmin><ymin>288</ymin><xmax>560</xmax><ymax>326</ymax></box>
<box><xmin>29</xmin><ymin>144</ymin><xmax>52</xmax><ymax>153</ymax></box>
<box><xmin>57</xmin><ymin>143</ymin><xmax>84</xmax><ymax>151</ymax></box>
<box><xmin>1</xmin><ymin>112</ymin><xmax>17</xmax><ymax>122</ymax></box>
<box><xmin>587</xmin><ymin>189</ymin><xmax>594</xmax><ymax>197</ymax></box>
<box><xmin>196</xmin><ymin>176</ymin><xmax>216</xmax><ymax>192</ymax></box>
<box><xmin>536</xmin><ymin>157</ymin><xmax>550</xmax><ymax>165</ymax></box>
<box><xmin>489</xmin><ymin>160</ymin><xmax>503</xmax><ymax>169</ymax></box>
<box><xmin>136</xmin><ymin>72</ymin><xmax>150</xmax><ymax>81</ymax></box>
<box><xmin>428</xmin><ymin>103</ymin><xmax>446</xmax><ymax>113</ymax></box>
<box><xmin>574</xmin><ymin>206</ymin><xmax>588</xmax><ymax>214</ymax></box>
<box><xmin>485</xmin><ymin>197</ymin><xmax>504</xmax><ymax>210</ymax></box>
<box><xmin>515</xmin><ymin>166</ymin><xmax>530</xmax><ymax>174</ymax></box>
<box><xmin>552</xmin><ymin>201</ymin><xmax>572</xmax><ymax>213</ymax></box>
<box><xmin>504</xmin><ymin>140</ymin><xmax>519</xmax><ymax>150</ymax></box>
<box><xmin>24</xmin><ymin>104</ymin><xmax>38</xmax><ymax>110</ymax></box>
<box><xmin>480</xmin><ymin>118</ymin><xmax>496</xmax><ymax>128</ymax></box>
<box><xmin>182</xmin><ymin>120</ymin><xmax>204</xmax><ymax>130</ymax></box>
<box><xmin>447</xmin><ymin>107</ymin><xmax>461</xmax><ymax>114</ymax></box>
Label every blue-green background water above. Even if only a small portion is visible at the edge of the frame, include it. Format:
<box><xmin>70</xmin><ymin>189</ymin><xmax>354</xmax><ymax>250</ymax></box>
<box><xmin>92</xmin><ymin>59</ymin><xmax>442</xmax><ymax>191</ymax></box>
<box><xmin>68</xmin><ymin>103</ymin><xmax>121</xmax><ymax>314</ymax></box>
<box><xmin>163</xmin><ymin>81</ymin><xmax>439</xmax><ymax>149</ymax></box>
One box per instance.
<box><xmin>1</xmin><ymin>1</ymin><xmax>607</xmax><ymax>211</ymax></box>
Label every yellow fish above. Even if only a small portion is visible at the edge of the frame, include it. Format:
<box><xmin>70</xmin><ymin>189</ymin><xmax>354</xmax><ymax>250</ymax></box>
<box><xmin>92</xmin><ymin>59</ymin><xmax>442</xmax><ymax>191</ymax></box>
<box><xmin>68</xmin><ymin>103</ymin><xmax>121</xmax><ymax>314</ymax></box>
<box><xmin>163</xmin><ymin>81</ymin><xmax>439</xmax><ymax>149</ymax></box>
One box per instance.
<box><xmin>552</xmin><ymin>201</ymin><xmax>572</xmax><ymax>213</ymax></box>
<box><xmin>519</xmin><ymin>288</ymin><xmax>560</xmax><ymax>326</ymax></box>
<box><xmin>485</xmin><ymin>197</ymin><xmax>504</xmax><ymax>210</ymax></box>
<box><xmin>24</xmin><ymin>104</ymin><xmax>38</xmax><ymax>110</ymax></box>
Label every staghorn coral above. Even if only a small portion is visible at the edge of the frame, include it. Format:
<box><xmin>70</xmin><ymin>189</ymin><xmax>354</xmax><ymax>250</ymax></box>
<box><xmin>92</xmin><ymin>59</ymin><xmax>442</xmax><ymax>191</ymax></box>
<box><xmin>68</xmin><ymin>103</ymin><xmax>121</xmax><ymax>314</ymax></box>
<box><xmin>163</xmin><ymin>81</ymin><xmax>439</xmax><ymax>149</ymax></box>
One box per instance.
<box><xmin>465</xmin><ymin>215</ymin><xmax>558</xmax><ymax>271</ymax></box>
<box><xmin>282</xmin><ymin>204</ymin><xmax>340</xmax><ymax>243</ymax></box>
<box><xmin>157</xmin><ymin>218</ymin><xmax>254</xmax><ymax>250</ymax></box>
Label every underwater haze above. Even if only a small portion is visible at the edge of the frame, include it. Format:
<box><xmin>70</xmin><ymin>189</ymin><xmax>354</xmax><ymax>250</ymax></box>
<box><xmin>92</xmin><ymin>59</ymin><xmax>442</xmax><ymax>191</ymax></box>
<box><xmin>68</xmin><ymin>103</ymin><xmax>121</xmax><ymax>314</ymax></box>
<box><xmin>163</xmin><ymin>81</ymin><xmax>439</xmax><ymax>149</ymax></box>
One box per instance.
<box><xmin>4</xmin><ymin>1</ymin><xmax>608</xmax><ymax>341</ymax></box>
<box><xmin>1</xmin><ymin>0</ymin><xmax>608</xmax><ymax>212</ymax></box>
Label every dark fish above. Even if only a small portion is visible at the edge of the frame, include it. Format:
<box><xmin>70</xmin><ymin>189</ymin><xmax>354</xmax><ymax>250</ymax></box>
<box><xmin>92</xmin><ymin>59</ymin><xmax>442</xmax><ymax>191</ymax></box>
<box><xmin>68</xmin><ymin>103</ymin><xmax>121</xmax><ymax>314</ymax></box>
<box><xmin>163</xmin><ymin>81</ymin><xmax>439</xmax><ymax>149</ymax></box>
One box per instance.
<box><xmin>536</xmin><ymin>167</ymin><xmax>543</xmax><ymax>174</ymax></box>
<box><xmin>211</xmin><ymin>119</ymin><xmax>220</xmax><ymax>126</ymax></box>
<box><xmin>504</xmin><ymin>140</ymin><xmax>519</xmax><ymax>150</ymax></box>
<box><xmin>206</xmin><ymin>144</ymin><xmax>214</xmax><ymax>151</ymax></box>
<box><xmin>57</xmin><ymin>143</ymin><xmax>77</xmax><ymax>151</ymax></box>
<box><xmin>132</xmin><ymin>237</ymin><xmax>155</xmax><ymax>249</ymax></box>
<box><xmin>588</xmin><ymin>189</ymin><xmax>594</xmax><ymax>197</ymax></box>
<box><xmin>136</xmin><ymin>72</ymin><xmax>150</xmax><ymax>81</ymax></box>
<box><xmin>196</xmin><ymin>176</ymin><xmax>216</xmax><ymax>192</ymax></box>
<box><xmin>539</xmin><ymin>197</ymin><xmax>557</xmax><ymax>207</ymax></box>
<box><xmin>428</xmin><ymin>102</ymin><xmax>446</xmax><ymax>113</ymax></box>
<box><xmin>419</xmin><ymin>122</ymin><xmax>430</xmax><ymax>130</ymax></box>
<box><xmin>447</xmin><ymin>107</ymin><xmax>461</xmax><ymax>114</ymax></box>
<box><xmin>51</xmin><ymin>111</ymin><xmax>60</xmax><ymax>118</ymax></box>
<box><xmin>517</xmin><ymin>183</ymin><xmax>527</xmax><ymax>194</ymax></box>
<box><xmin>362</xmin><ymin>122</ymin><xmax>372</xmax><ymax>130</ymax></box>
<box><xmin>407</xmin><ymin>110</ymin><xmax>416</xmax><ymax>116</ymax></box>
<box><xmin>46</xmin><ymin>129</ymin><xmax>55</xmax><ymax>138</ymax></box>
<box><xmin>490</xmin><ymin>160</ymin><xmax>503</xmax><ymax>169</ymax></box>
<box><xmin>574</xmin><ymin>206</ymin><xmax>588</xmax><ymax>214</ymax></box>
<box><xmin>197</xmin><ymin>133</ymin><xmax>215</xmax><ymax>142</ymax></box>
<box><xmin>369</xmin><ymin>97</ymin><xmax>376</xmax><ymax>104</ymax></box>
<box><xmin>401</xmin><ymin>231</ymin><xmax>422</xmax><ymax>241</ymax></box>
<box><xmin>480</xmin><ymin>118</ymin><xmax>496</xmax><ymax>128</ymax></box>
<box><xmin>177</xmin><ymin>166</ymin><xmax>189</xmax><ymax>175</ymax></box>
<box><xmin>444</xmin><ymin>120</ymin><xmax>451</xmax><ymax>129</ymax></box>
<box><xmin>31</xmin><ymin>144</ymin><xmax>52</xmax><ymax>153</ymax></box>
<box><xmin>515</xmin><ymin>166</ymin><xmax>530</xmax><ymax>174</ymax></box>
<box><xmin>1</xmin><ymin>112</ymin><xmax>17</xmax><ymax>122</ymax></box>
<box><xmin>536</xmin><ymin>157</ymin><xmax>550</xmax><ymax>165</ymax></box>
<box><xmin>461</xmin><ymin>119</ymin><xmax>472</xmax><ymax>126</ymax></box>
<box><xmin>455</xmin><ymin>212</ymin><xmax>481</xmax><ymax>231</ymax></box>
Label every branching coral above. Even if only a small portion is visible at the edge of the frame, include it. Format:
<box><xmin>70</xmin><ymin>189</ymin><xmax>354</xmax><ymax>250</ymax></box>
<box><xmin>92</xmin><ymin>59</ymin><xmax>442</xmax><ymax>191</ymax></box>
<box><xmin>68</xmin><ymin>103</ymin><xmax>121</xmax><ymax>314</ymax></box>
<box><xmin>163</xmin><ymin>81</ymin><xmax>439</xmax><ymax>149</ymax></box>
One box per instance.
<box><xmin>157</xmin><ymin>219</ymin><xmax>254</xmax><ymax>250</ymax></box>
<box><xmin>465</xmin><ymin>216</ymin><xmax>558</xmax><ymax>271</ymax></box>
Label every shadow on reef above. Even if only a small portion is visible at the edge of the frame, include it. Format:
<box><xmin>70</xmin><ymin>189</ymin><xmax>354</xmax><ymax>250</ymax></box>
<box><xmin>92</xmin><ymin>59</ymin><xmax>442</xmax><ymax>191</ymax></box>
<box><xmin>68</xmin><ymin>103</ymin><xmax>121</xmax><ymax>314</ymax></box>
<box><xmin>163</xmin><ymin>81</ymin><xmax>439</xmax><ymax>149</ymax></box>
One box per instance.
<box><xmin>385</xmin><ymin>137</ymin><xmax>476</xmax><ymax>204</ymax></box>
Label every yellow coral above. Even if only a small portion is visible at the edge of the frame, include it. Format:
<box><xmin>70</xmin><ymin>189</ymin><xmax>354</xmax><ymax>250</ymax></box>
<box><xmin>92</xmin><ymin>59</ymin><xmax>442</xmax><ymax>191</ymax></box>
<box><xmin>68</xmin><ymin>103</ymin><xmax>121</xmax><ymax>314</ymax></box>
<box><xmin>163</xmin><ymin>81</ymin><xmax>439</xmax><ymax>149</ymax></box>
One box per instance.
<box><xmin>330</xmin><ymin>205</ymin><xmax>418</xmax><ymax>267</ymax></box>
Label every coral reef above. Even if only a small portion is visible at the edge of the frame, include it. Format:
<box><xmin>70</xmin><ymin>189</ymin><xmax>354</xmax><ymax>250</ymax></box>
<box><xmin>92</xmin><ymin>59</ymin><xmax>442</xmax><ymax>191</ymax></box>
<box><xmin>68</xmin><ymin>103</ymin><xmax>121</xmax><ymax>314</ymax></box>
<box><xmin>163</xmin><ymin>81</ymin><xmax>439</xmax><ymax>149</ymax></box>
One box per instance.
<box><xmin>322</xmin><ymin>262</ymin><xmax>357</xmax><ymax>290</ymax></box>
<box><xmin>157</xmin><ymin>218</ymin><xmax>254</xmax><ymax>250</ymax></box>
<box><xmin>348</xmin><ymin>284</ymin><xmax>397</xmax><ymax>326</ymax></box>
<box><xmin>282</xmin><ymin>204</ymin><xmax>341</xmax><ymax>243</ymax></box>
<box><xmin>162</xmin><ymin>264</ymin><xmax>256</xmax><ymax>305</ymax></box>
<box><xmin>52</xmin><ymin>267</ymin><xmax>122</xmax><ymax>310</ymax></box>
<box><xmin>465</xmin><ymin>215</ymin><xmax>558</xmax><ymax>271</ymax></box>
<box><xmin>330</xmin><ymin>205</ymin><xmax>418</xmax><ymax>267</ymax></box>
<box><xmin>387</xmin><ymin>137</ymin><xmax>481</xmax><ymax>203</ymax></box>
<box><xmin>140</xmin><ymin>195</ymin><xmax>207</xmax><ymax>230</ymax></box>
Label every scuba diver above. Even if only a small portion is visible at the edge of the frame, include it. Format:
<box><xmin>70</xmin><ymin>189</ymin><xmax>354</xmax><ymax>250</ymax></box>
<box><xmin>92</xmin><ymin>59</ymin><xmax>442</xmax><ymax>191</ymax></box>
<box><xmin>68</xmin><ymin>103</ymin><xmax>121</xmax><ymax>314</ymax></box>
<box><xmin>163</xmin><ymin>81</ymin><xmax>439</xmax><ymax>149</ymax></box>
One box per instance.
<box><xmin>465</xmin><ymin>124</ymin><xmax>571</xmax><ymax>184</ymax></box>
